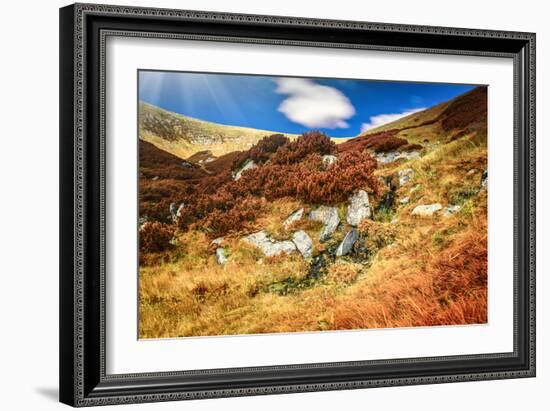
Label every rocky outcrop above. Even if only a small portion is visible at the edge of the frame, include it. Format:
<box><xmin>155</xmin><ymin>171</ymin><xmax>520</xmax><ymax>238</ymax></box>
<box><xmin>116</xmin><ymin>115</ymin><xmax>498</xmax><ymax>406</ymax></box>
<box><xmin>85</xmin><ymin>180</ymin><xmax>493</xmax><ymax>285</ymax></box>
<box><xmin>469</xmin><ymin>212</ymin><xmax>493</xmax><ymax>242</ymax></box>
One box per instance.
<box><xmin>399</xmin><ymin>196</ymin><xmax>410</xmax><ymax>205</ymax></box>
<box><xmin>346</xmin><ymin>190</ymin><xmax>371</xmax><ymax>226</ymax></box>
<box><xmin>375</xmin><ymin>150</ymin><xmax>420</xmax><ymax>164</ymax></box>
<box><xmin>309</xmin><ymin>206</ymin><xmax>340</xmax><ymax>242</ymax></box>
<box><xmin>322</xmin><ymin>154</ymin><xmax>338</xmax><ymax>167</ymax></box>
<box><xmin>233</xmin><ymin>159</ymin><xmax>257</xmax><ymax>181</ymax></box>
<box><xmin>292</xmin><ymin>230</ymin><xmax>314</xmax><ymax>259</ymax></box>
<box><xmin>190</xmin><ymin>135</ymin><xmax>221</xmax><ymax>145</ymax></box>
<box><xmin>336</xmin><ymin>229</ymin><xmax>359</xmax><ymax>257</ymax></box>
<box><xmin>243</xmin><ymin>230</ymin><xmax>296</xmax><ymax>257</ymax></box>
<box><xmin>283</xmin><ymin>208</ymin><xmax>304</xmax><ymax>229</ymax></box>
<box><xmin>215</xmin><ymin>248</ymin><xmax>228</xmax><ymax>265</ymax></box>
<box><xmin>398</xmin><ymin>168</ymin><xmax>414</xmax><ymax>186</ymax></box>
<box><xmin>443</xmin><ymin>205</ymin><xmax>461</xmax><ymax>217</ymax></box>
<box><xmin>411</xmin><ymin>203</ymin><xmax>442</xmax><ymax>216</ymax></box>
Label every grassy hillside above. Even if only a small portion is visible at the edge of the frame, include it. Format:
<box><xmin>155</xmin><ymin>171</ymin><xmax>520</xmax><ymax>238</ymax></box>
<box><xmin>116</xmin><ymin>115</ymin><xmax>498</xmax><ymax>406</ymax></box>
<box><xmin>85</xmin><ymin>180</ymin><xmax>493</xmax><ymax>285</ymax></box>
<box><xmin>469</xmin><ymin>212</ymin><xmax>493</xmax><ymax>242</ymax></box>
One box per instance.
<box><xmin>138</xmin><ymin>87</ymin><xmax>488</xmax><ymax>338</ymax></box>
<box><xmin>139</xmin><ymin>101</ymin><xmax>301</xmax><ymax>159</ymax></box>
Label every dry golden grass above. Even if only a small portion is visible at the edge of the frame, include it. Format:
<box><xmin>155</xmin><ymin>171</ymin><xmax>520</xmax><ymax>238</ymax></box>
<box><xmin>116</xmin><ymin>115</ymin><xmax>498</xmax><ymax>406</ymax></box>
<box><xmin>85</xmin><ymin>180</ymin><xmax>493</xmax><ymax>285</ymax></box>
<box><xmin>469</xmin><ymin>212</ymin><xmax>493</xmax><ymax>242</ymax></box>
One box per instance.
<box><xmin>140</xmin><ymin>176</ymin><xmax>488</xmax><ymax>338</ymax></box>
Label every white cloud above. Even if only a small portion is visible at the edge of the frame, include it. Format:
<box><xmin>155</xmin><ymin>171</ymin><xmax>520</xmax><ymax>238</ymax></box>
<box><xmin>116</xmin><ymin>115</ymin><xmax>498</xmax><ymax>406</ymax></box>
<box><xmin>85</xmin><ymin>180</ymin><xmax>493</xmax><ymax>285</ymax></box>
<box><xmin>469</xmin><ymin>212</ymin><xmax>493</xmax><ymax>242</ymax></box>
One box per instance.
<box><xmin>360</xmin><ymin>107</ymin><xmax>426</xmax><ymax>133</ymax></box>
<box><xmin>275</xmin><ymin>78</ymin><xmax>355</xmax><ymax>129</ymax></box>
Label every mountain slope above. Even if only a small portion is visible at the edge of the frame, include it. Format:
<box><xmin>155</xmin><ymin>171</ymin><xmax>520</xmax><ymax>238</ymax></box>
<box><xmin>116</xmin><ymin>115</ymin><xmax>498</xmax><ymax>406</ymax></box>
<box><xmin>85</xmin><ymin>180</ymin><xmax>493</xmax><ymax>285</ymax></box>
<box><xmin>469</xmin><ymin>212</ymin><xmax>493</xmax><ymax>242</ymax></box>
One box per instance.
<box><xmin>139</xmin><ymin>101</ymin><xmax>299</xmax><ymax>159</ymax></box>
<box><xmin>360</xmin><ymin>86</ymin><xmax>487</xmax><ymax>143</ymax></box>
<box><xmin>139</xmin><ymin>140</ymin><xmax>208</xmax><ymax>180</ymax></box>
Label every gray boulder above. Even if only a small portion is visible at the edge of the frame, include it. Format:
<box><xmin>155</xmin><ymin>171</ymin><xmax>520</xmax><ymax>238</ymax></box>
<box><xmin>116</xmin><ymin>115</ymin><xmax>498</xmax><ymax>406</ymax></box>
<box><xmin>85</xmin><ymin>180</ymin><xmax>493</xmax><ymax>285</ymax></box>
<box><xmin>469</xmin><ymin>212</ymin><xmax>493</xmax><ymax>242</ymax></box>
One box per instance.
<box><xmin>243</xmin><ymin>230</ymin><xmax>296</xmax><ymax>257</ymax></box>
<box><xmin>309</xmin><ymin>206</ymin><xmax>340</xmax><ymax>242</ymax></box>
<box><xmin>411</xmin><ymin>203</ymin><xmax>442</xmax><ymax>216</ymax></box>
<box><xmin>399</xmin><ymin>196</ymin><xmax>410</xmax><ymax>205</ymax></box>
<box><xmin>375</xmin><ymin>151</ymin><xmax>420</xmax><ymax>164</ymax></box>
<box><xmin>322</xmin><ymin>154</ymin><xmax>338</xmax><ymax>167</ymax></box>
<box><xmin>443</xmin><ymin>205</ymin><xmax>461</xmax><ymax>217</ymax></box>
<box><xmin>346</xmin><ymin>190</ymin><xmax>371</xmax><ymax>226</ymax></box>
<box><xmin>336</xmin><ymin>229</ymin><xmax>359</xmax><ymax>257</ymax></box>
<box><xmin>233</xmin><ymin>159</ymin><xmax>257</xmax><ymax>181</ymax></box>
<box><xmin>215</xmin><ymin>248</ymin><xmax>228</xmax><ymax>265</ymax></box>
<box><xmin>169</xmin><ymin>202</ymin><xmax>178</xmax><ymax>221</ymax></box>
<box><xmin>292</xmin><ymin>230</ymin><xmax>314</xmax><ymax>258</ymax></box>
<box><xmin>283</xmin><ymin>208</ymin><xmax>304</xmax><ymax>229</ymax></box>
<box><xmin>375</xmin><ymin>151</ymin><xmax>398</xmax><ymax>164</ymax></box>
<box><xmin>170</xmin><ymin>202</ymin><xmax>185</xmax><ymax>222</ymax></box>
<box><xmin>211</xmin><ymin>237</ymin><xmax>224</xmax><ymax>246</ymax></box>
<box><xmin>398</xmin><ymin>168</ymin><xmax>414</xmax><ymax>186</ymax></box>
<box><xmin>396</xmin><ymin>151</ymin><xmax>421</xmax><ymax>162</ymax></box>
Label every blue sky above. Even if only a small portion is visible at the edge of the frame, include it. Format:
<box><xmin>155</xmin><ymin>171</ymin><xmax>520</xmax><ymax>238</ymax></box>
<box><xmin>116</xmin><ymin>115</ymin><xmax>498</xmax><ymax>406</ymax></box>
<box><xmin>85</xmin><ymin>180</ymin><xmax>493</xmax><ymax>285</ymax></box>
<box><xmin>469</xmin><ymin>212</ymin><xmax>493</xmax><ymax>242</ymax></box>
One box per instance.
<box><xmin>139</xmin><ymin>70</ymin><xmax>478</xmax><ymax>138</ymax></box>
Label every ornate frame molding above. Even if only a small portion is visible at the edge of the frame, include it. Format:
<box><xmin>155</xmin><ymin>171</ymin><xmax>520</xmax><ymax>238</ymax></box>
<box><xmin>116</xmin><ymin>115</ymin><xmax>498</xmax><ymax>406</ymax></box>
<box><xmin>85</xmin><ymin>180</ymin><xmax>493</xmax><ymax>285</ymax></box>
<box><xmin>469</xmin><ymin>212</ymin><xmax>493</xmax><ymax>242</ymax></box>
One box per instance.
<box><xmin>60</xmin><ymin>3</ymin><xmax>535</xmax><ymax>407</ymax></box>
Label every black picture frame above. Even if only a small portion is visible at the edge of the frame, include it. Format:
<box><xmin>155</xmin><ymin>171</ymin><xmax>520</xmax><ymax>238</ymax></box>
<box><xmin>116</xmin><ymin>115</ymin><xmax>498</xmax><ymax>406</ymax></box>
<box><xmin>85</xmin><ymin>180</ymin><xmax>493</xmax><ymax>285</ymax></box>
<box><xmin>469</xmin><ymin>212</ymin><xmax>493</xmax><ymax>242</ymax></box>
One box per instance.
<box><xmin>59</xmin><ymin>3</ymin><xmax>536</xmax><ymax>407</ymax></box>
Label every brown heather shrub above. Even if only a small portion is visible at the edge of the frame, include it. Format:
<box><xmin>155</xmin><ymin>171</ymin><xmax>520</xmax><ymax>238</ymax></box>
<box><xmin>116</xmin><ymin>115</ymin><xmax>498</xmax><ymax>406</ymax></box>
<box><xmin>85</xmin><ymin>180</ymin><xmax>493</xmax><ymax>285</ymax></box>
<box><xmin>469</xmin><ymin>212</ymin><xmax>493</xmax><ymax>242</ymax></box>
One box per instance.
<box><xmin>200</xmin><ymin>197</ymin><xmax>265</xmax><ymax>238</ymax></box>
<box><xmin>338</xmin><ymin>129</ymin><xmax>408</xmax><ymax>153</ymax></box>
<box><xmin>236</xmin><ymin>151</ymin><xmax>379</xmax><ymax>204</ymax></box>
<box><xmin>294</xmin><ymin>151</ymin><xmax>379</xmax><ymax>204</ymax></box>
<box><xmin>232</xmin><ymin>134</ymin><xmax>289</xmax><ymax>167</ymax></box>
<box><xmin>139</xmin><ymin>221</ymin><xmax>175</xmax><ymax>254</ymax></box>
<box><xmin>271</xmin><ymin>131</ymin><xmax>336</xmax><ymax>165</ymax></box>
<box><xmin>172</xmin><ymin>149</ymin><xmax>378</xmax><ymax>237</ymax></box>
<box><xmin>144</xmin><ymin>131</ymin><xmax>378</xmax><ymax>238</ymax></box>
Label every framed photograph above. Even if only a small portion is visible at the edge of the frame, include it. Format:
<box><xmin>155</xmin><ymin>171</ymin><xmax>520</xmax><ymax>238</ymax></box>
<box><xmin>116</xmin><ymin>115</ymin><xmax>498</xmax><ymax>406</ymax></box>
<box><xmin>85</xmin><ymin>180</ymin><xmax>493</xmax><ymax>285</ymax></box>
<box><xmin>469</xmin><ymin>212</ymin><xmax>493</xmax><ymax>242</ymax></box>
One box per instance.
<box><xmin>59</xmin><ymin>3</ymin><xmax>536</xmax><ymax>407</ymax></box>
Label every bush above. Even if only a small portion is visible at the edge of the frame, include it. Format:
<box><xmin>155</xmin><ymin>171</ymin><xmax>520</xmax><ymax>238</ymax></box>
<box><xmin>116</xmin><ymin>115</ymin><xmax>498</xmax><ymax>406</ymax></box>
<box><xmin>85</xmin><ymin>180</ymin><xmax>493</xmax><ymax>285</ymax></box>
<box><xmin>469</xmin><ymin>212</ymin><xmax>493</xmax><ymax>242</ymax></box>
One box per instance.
<box><xmin>271</xmin><ymin>131</ymin><xmax>336</xmax><ymax>165</ymax></box>
<box><xmin>139</xmin><ymin>221</ymin><xmax>175</xmax><ymax>253</ymax></box>
<box><xmin>294</xmin><ymin>151</ymin><xmax>379</xmax><ymax>204</ymax></box>
<box><xmin>233</xmin><ymin>134</ymin><xmax>289</xmax><ymax>167</ymax></box>
<box><xmin>235</xmin><ymin>151</ymin><xmax>379</xmax><ymax>204</ymax></box>
<box><xmin>145</xmin><ymin>131</ymin><xmax>379</xmax><ymax>239</ymax></box>
<box><xmin>201</xmin><ymin>197</ymin><xmax>265</xmax><ymax>238</ymax></box>
<box><xmin>250</xmin><ymin>133</ymin><xmax>289</xmax><ymax>162</ymax></box>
